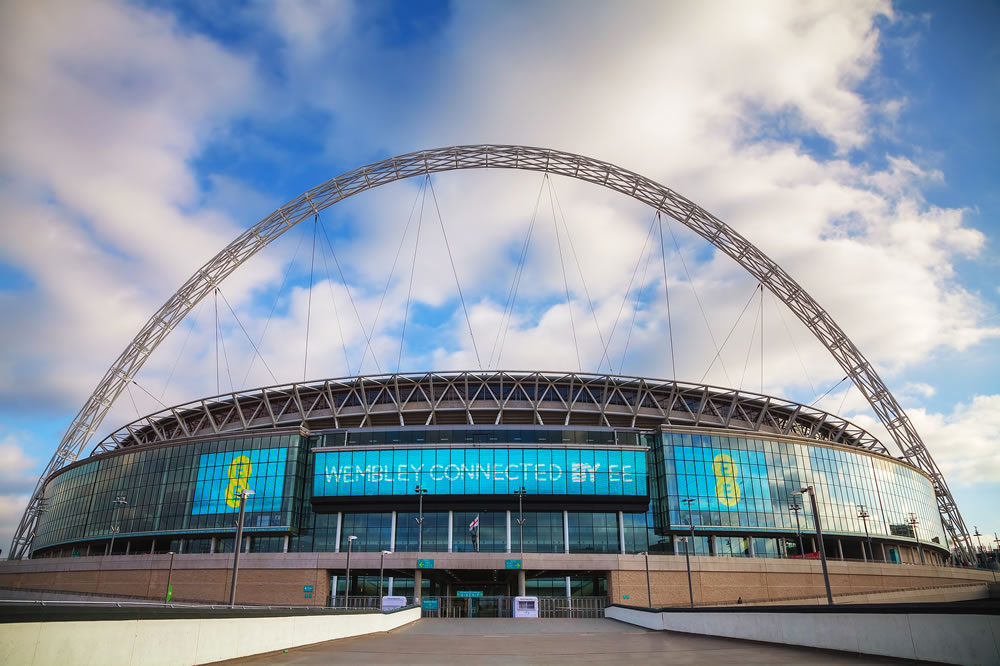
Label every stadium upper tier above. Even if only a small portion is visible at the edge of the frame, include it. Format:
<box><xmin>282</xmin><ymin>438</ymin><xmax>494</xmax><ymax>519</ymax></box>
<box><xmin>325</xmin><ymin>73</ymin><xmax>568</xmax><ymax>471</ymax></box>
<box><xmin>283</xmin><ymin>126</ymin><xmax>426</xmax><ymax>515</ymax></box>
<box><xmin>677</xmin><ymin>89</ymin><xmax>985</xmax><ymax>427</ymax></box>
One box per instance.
<box><xmin>95</xmin><ymin>371</ymin><xmax>887</xmax><ymax>455</ymax></box>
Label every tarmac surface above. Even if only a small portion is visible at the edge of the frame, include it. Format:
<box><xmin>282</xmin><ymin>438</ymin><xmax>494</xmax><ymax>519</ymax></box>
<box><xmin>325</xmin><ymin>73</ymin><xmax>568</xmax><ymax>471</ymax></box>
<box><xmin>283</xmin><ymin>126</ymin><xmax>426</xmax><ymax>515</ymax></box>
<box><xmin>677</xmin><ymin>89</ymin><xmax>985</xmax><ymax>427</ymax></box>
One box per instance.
<box><xmin>224</xmin><ymin>617</ymin><xmax>924</xmax><ymax>665</ymax></box>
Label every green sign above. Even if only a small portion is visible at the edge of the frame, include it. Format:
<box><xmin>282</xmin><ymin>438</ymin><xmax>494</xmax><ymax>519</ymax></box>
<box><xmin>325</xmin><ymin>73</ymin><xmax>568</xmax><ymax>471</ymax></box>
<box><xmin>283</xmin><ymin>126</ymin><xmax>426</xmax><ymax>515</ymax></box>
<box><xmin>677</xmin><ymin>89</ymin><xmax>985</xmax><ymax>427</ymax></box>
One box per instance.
<box><xmin>303</xmin><ymin>585</ymin><xmax>314</xmax><ymax>592</ymax></box>
<box><xmin>421</xmin><ymin>599</ymin><xmax>439</xmax><ymax>610</ymax></box>
<box><xmin>505</xmin><ymin>560</ymin><xmax>522</xmax><ymax>569</ymax></box>
<box><xmin>417</xmin><ymin>559</ymin><xmax>434</xmax><ymax>569</ymax></box>
<box><xmin>166</xmin><ymin>585</ymin><xmax>173</xmax><ymax>602</ymax></box>
<box><xmin>457</xmin><ymin>590</ymin><xmax>483</xmax><ymax>598</ymax></box>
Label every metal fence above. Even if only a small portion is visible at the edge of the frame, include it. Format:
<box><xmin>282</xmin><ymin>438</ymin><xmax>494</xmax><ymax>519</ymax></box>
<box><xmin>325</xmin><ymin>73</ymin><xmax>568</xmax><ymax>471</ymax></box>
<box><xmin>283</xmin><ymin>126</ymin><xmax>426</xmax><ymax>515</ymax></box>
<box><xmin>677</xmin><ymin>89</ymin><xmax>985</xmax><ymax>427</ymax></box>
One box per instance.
<box><xmin>418</xmin><ymin>596</ymin><xmax>607</xmax><ymax>618</ymax></box>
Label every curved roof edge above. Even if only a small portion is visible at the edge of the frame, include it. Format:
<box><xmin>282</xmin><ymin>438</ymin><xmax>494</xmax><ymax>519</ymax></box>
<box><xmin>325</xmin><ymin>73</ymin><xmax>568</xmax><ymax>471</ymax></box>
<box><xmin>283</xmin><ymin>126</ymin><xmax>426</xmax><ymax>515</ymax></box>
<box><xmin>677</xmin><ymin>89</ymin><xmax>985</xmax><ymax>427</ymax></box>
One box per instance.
<box><xmin>92</xmin><ymin>371</ymin><xmax>889</xmax><ymax>456</ymax></box>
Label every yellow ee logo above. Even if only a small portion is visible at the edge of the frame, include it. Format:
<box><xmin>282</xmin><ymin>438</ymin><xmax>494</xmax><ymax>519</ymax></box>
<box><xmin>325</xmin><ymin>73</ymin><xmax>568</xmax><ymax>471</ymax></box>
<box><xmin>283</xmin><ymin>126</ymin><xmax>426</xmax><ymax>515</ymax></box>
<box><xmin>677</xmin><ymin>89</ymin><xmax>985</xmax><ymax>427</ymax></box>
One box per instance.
<box><xmin>225</xmin><ymin>456</ymin><xmax>252</xmax><ymax>509</ymax></box>
<box><xmin>712</xmin><ymin>453</ymin><xmax>741</xmax><ymax>507</ymax></box>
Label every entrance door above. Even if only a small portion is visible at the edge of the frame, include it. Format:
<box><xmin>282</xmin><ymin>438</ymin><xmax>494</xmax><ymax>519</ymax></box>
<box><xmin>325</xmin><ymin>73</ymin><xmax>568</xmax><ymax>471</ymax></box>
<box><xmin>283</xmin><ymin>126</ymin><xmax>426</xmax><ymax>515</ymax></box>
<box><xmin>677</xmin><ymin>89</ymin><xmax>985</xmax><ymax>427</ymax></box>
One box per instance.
<box><xmin>888</xmin><ymin>547</ymin><xmax>900</xmax><ymax>563</ymax></box>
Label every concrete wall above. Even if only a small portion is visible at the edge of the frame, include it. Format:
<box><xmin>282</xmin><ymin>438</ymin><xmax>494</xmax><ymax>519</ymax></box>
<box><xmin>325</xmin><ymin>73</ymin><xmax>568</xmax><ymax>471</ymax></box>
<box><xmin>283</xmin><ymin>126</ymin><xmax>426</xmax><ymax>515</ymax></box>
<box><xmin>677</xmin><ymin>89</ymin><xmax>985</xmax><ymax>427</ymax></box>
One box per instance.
<box><xmin>0</xmin><ymin>607</ymin><xmax>420</xmax><ymax>666</ymax></box>
<box><xmin>1</xmin><ymin>551</ymin><xmax>994</xmax><ymax>607</ymax></box>
<box><xmin>607</xmin><ymin>555</ymin><xmax>996</xmax><ymax>607</ymax></box>
<box><xmin>606</xmin><ymin>605</ymin><xmax>1000</xmax><ymax>665</ymax></box>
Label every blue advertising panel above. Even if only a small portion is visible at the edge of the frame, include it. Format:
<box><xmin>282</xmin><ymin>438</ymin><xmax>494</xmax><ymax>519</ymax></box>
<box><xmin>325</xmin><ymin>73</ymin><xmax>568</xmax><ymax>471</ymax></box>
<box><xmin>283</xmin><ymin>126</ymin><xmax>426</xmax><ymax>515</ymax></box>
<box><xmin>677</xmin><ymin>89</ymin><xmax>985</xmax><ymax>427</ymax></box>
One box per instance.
<box><xmin>672</xmin><ymin>445</ymin><xmax>772</xmax><ymax>512</ymax></box>
<box><xmin>192</xmin><ymin>448</ymin><xmax>287</xmax><ymax>515</ymax></box>
<box><xmin>312</xmin><ymin>448</ymin><xmax>647</xmax><ymax>497</ymax></box>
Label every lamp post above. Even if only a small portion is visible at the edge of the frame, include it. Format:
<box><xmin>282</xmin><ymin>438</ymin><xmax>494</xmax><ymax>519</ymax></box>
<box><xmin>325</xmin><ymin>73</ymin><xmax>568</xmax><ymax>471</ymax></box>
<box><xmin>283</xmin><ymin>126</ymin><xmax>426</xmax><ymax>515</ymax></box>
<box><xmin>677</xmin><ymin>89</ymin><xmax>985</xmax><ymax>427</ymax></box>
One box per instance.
<box><xmin>414</xmin><ymin>485</ymin><xmax>427</xmax><ymax>553</ymax></box>
<box><xmin>973</xmin><ymin>527</ymin><xmax>984</xmax><ymax>566</ymax></box>
<box><xmin>789</xmin><ymin>502</ymin><xmax>804</xmax><ymax>558</ymax></box>
<box><xmin>514</xmin><ymin>486</ymin><xmax>526</xmax><ymax>554</ymax></box>
<box><xmin>792</xmin><ymin>486</ymin><xmax>833</xmax><ymax>605</ymax></box>
<box><xmin>639</xmin><ymin>551</ymin><xmax>652</xmax><ymax>608</ymax></box>
<box><xmin>344</xmin><ymin>535</ymin><xmax>358</xmax><ymax>607</ymax></box>
<box><xmin>164</xmin><ymin>551</ymin><xmax>175</xmax><ymax>604</ymax></box>
<box><xmin>228</xmin><ymin>488</ymin><xmax>254</xmax><ymax>607</ymax></box>
<box><xmin>907</xmin><ymin>513</ymin><xmax>924</xmax><ymax>565</ymax></box>
<box><xmin>379</xmin><ymin>549</ymin><xmax>391</xmax><ymax>605</ymax></box>
<box><xmin>857</xmin><ymin>506</ymin><xmax>873</xmax><ymax>561</ymax></box>
<box><xmin>680</xmin><ymin>498</ymin><xmax>696</xmax><ymax>609</ymax></box>
<box><xmin>108</xmin><ymin>496</ymin><xmax>128</xmax><ymax>555</ymax></box>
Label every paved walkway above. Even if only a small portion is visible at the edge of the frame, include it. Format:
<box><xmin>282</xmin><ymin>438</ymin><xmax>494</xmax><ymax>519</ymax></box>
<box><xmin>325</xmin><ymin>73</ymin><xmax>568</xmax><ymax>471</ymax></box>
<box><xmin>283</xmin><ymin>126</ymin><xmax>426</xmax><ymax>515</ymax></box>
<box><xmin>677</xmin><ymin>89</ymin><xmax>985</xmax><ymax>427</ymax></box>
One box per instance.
<box><xmin>225</xmin><ymin>618</ymin><xmax>921</xmax><ymax>664</ymax></box>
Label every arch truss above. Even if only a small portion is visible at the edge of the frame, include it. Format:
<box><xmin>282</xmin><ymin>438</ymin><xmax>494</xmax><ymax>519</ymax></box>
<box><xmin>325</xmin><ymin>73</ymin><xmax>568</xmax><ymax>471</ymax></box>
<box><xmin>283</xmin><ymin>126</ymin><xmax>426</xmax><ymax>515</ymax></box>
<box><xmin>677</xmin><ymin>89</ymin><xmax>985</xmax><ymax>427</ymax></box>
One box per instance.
<box><xmin>9</xmin><ymin>145</ymin><xmax>972</xmax><ymax>559</ymax></box>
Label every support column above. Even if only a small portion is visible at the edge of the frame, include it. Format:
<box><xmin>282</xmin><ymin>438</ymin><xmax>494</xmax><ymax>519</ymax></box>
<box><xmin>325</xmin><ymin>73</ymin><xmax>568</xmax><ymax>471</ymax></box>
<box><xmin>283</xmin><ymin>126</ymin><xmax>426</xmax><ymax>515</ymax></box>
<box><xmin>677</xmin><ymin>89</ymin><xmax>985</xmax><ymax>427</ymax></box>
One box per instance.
<box><xmin>414</xmin><ymin>569</ymin><xmax>423</xmax><ymax>602</ymax></box>
<box><xmin>334</xmin><ymin>512</ymin><xmax>342</xmax><ymax>552</ymax></box>
<box><xmin>448</xmin><ymin>511</ymin><xmax>454</xmax><ymax>553</ymax></box>
<box><xmin>861</xmin><ymin>539</ymin><xmax>866</xmax><ymax>562</ymax></box>
<box><xmin>811</xmin><ymin>536</ymin><xmax>816</xmax><ymax>553</ymax></box>
<box><xmin>390</xmin><ymin>511</ymin><xmax>397</xmax><ymax>552</ymax></box>
<box><xmin>837</xmin><ymin>539</ymin><xmax>844</xmax><ymax>560</ymax></box>
<box><xmin>518</xmin><ymin>570</ymin><xmax>526</xmax><ymax>596</ymax></box>
<box><xmin>388</xmin><ymin>576</ymin><xmax>394</xmax><ymax>596</ymax></box>
<box><xmin>506</xmin><ymin>510</ymin><xmax>512</xmax><ymax>554</ymax></box>
<box><xmin>565</xmin><ymin>575</ymin><xmax>571</xmax><ymax>599</ymax></box>
<box><xmin>150</xmin><ymin>539</ymin><xmax>156</xmax><ymax>555</ymax></box>
<box><xmin>880</xmin><ymin>542</ymin><xmax>887</xmax><ymax>562</ymax></box>
<box><xmin>179</xmin><ymin>539</ymin><xmax>185</xmax><ymax>554</ymax></box>
<box><xmin>125</xmin><ymin>541</ymin><xmax>130</xmax><ymax>555</ymax></box>
<box><xmin>209</xmin><ymin>537</ymin><xmax>216</xmax><ymax>554</ymax></box>
<box><xmin>283</xmin><ymin>535</ymin><xmax>289</xmax><ymax>553</ymax></box>
<box><xmin>748</xmin><ymin>537</ymin><xmax>756</xmax><ymax>558</ymax></box>
<box><xmin>563</xmin><ymin>510</ymin><xmax>570</xmax><ymax>554</ymax></box>
<box><xmin>331</xmin><ymin>575</ymin><xmax>338</xmax><ymax>606</ymax></box>
<box><xmin>617</xmin><ymin>511</ymin><xmax>625</xmax><ymax>554</ymax></box>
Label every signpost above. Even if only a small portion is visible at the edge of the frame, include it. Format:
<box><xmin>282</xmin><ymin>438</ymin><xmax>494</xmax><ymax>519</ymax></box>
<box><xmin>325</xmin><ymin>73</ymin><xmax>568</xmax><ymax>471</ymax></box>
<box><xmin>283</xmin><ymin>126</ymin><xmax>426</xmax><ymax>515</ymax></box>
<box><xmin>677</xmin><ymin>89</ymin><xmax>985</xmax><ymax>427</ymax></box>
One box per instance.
<box><xmin>417</xmin><ymin>559</ymin><xmax>434</xmax><ymax>569</ymax></box>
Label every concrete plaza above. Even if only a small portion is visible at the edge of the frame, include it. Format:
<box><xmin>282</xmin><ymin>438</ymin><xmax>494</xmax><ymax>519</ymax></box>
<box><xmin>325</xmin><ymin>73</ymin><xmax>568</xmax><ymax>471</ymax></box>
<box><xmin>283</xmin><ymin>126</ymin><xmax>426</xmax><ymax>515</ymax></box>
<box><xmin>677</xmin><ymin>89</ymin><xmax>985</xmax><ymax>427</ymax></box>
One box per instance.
<box><xmin>224</xmin><ymin>617</ymin><xmax>922</xmax><ymax>665</ymax></box>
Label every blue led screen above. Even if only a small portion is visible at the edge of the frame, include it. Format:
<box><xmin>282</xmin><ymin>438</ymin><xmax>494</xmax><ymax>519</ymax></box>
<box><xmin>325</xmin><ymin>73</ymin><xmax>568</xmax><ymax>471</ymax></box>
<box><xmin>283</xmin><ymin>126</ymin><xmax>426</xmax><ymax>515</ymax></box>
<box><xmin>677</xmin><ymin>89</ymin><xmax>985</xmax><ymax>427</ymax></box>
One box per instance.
<box><xmin>673</xmin><ymin>445</ymin><xmax>773</xmax><ymax>513</ymax></box>
<box><xmin>313</xmin><ymin>448</ymin><xmax>647</xmax><ymax>497</ymax></box>
<box><xmin>193</xmin><ymin>448</ymin><xmax>288</xmax><ymax>515</ymax></box>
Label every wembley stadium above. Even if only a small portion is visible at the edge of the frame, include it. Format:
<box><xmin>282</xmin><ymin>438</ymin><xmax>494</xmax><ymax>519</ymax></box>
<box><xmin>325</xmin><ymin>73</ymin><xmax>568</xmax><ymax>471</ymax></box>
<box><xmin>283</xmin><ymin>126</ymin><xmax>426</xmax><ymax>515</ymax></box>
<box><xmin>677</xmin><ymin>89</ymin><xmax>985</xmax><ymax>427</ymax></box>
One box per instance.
<box><xmin>2</xmin><ymin>146</ymin><xmax>991</xmax><ymax>612</ymax></box>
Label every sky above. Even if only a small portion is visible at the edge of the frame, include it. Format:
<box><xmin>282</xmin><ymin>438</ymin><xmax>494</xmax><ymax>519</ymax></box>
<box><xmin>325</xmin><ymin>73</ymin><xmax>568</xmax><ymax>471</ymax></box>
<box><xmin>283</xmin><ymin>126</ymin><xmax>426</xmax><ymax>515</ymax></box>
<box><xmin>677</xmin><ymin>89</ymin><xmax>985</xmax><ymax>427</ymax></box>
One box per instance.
<box><xmin>0</xmin><ymin>0</ymin><xmax>998</xmax><ymax>556</ymax></box>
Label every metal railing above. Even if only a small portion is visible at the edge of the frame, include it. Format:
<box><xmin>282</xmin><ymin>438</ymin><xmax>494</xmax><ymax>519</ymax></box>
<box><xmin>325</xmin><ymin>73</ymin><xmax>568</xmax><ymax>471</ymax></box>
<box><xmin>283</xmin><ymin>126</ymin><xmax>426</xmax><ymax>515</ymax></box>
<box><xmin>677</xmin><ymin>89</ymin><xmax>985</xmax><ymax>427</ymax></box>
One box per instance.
<box><xmin>417</xmin><ymin>596</ymin><xmax>608</xmax><ymax>618</ymax></box>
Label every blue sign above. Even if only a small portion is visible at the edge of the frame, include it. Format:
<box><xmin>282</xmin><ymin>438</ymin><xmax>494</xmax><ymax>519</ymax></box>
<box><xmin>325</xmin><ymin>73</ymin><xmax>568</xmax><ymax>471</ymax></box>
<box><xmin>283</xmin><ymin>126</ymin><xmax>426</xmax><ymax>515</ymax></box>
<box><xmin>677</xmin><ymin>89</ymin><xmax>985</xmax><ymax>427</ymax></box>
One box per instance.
<box><xmin>672</xmin><ymin>445</ymin><xmax>772</xmax><ymax>512</ymax></box>
<box><xmin>421</xmin><ymin>599</ymin><xmax>439</xmax><ymax>610</ymax></box>
<box><xmin>505</xmin><ymin>560</ymin><xmax>522</xmax><ymax>570</ymax></box>
<box><xmin>192</xmin><ymin>448</ymin><xmax>287</xmax><ymax>515</ymax></box>
<box><xmin>457</xmin><ymin>591</ymin><xmax>483</xmax><ymax>598</ymax></box>
<box><xmin>313</xmin><ymin>448</ymin><xmax>647</xmax><ymax>497</ymax></box>
<box><xmin>418</xmin><ymin>559</ymin><xmax>435</xmax><ymax>569</ymax></box>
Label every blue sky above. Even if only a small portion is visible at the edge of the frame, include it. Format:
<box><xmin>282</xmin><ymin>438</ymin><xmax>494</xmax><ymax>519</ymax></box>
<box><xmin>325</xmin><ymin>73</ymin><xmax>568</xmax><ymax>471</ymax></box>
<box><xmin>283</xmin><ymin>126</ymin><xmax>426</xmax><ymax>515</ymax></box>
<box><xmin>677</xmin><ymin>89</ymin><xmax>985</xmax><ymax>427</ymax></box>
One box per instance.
<box><xmin>0</xmin><ymin>0</ymin><xmax>997</xmax><ymax>555</ymax></box>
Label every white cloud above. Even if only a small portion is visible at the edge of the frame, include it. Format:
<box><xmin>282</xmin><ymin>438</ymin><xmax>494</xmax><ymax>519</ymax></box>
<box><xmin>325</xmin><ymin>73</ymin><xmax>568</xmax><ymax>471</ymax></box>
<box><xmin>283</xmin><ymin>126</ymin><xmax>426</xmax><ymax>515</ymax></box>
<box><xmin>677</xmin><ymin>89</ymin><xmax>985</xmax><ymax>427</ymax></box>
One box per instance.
<box><xmin>851</xmin><ymin>395</ymin><xmax>1000</xmax><ymax>486</ymax></box>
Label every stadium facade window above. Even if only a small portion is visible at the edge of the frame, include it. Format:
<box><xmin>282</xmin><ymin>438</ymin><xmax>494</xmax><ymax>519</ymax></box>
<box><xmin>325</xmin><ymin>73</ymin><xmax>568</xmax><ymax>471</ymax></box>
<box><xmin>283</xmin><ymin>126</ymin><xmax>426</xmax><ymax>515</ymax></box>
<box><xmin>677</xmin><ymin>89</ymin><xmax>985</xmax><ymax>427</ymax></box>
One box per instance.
<box><xmin>567</xmin><ymin>512</ymin><xmax>619</xmax><ymax>554</ymax></box>
<box><xmin>510</xmin><ymin>511</ymin><xmax>565</xmax><ymax>553</ymax></box>
<box><xmin>395</xmin><ymin>511</ymin><xmax>449</xmax><ymax>552</ymax></box>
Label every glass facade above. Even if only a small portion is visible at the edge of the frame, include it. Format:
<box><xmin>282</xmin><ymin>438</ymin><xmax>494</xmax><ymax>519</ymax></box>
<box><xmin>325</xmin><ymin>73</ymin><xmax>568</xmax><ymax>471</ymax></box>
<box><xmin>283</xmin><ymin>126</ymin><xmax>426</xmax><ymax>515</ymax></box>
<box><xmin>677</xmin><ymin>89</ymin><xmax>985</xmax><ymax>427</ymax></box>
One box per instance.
<box><xmin>31</xmin><ymin>426</ymin><xmax>947</xmax><ymax>558</ymax></box>
<box><xmin>34</xmin><ymin>434</ymin><xmax>305</xmax><ymax>551</ymax></box>
<box><xmin>657</xmin><ymin>432</ymin><xmax>946</xmax><ymax>545</ymax></box>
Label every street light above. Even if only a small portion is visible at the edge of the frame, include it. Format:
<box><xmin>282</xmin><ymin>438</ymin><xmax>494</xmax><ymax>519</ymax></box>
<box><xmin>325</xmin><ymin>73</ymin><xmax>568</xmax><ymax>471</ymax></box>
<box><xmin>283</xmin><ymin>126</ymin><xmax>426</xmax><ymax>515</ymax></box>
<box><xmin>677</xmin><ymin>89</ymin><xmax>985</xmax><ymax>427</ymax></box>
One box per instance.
<box><xmin>907</xmin><ymin>513</ymin><xmax>924</xmax><ymax>565</ymax></box>
<box><xmin>109</xmin><ymin>496</ymin><xmax>128</xmax><ymax>555</ymax></box>
<box><xmin>857</xmin><ymin>506</ymin><xmax>873</xmax><ymax>561</ymax></box>
<box><xmin>414</xmin><ymin>485</ymin><xmax>427</xmax><ymax>553</ymax></box>
<box><xmin>639</xmin><ymin>551</ymin><xmax>651</xmax><ymax>608</ymax></box>
<box><xmin>789</xmin><ymin>503</ymin><xmax>805</xmax><ymax>558</ymax></box>
<box><xmin>792</xmin><ymin>486</ymin><xmax>833</xmax><ymax>605</ymax></box>
<box><xmin>164</xmin><ymin>551</ymin><xmax>176</xmax><ymax>604</ymax></box>
<box><xmin>973</xmin><ymin>527</ymin><xmax>984</xmax><ymax>567</ymax></box>
<box><xmin>228</xmin><ymin>488</ymin><xmax>254</xmax><ymax>607</ymax></box>
<box><xmin>680</xmin><ymin>498</ymin><xmax>696</xmax><ymax>609</ymax></box>
<box><xmin>379</xmin><ymin>549</ymin><xmax>391</xmax><ymax>604</ymax></box>
<box><xmin>514</xmin><ymin>486</ymin><xmax>527</xmax><ymax>554</ymax></box>
<box><xmin>344</xmin><ymin>535</ymin><xmax>358</xmax><ymax>607</ymax></box>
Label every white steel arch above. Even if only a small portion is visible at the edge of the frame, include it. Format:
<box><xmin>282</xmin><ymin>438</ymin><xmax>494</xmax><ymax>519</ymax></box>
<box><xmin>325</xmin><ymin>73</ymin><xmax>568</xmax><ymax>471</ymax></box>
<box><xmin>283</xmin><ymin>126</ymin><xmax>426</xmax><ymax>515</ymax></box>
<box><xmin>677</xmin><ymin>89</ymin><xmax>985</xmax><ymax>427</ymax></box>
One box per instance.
<box><xmin>9</xmin><ymin>145</ymin><xmax>972</xmax><ymax>558</ymax></box>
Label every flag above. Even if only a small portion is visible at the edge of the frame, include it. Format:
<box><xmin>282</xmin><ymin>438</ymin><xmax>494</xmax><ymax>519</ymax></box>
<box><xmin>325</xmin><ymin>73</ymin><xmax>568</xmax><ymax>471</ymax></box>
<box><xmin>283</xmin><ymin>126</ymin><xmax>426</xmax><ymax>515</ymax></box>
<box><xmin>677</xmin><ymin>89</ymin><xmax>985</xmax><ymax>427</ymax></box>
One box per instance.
<box><xmin>469</xmin><ymin>515</ymin><xmax>479</xmax><ymax>532</ymax></box>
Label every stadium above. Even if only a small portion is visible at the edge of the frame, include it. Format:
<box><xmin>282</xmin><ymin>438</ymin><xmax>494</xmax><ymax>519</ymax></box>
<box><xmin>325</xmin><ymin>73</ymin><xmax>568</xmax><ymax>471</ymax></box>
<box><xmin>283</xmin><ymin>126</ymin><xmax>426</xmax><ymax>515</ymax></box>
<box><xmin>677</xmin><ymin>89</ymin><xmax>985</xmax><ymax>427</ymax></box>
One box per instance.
<box><xmin>1</xmin><ymin>146</ymin><xmax>991</xmax><ymax>613</ymax></box>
